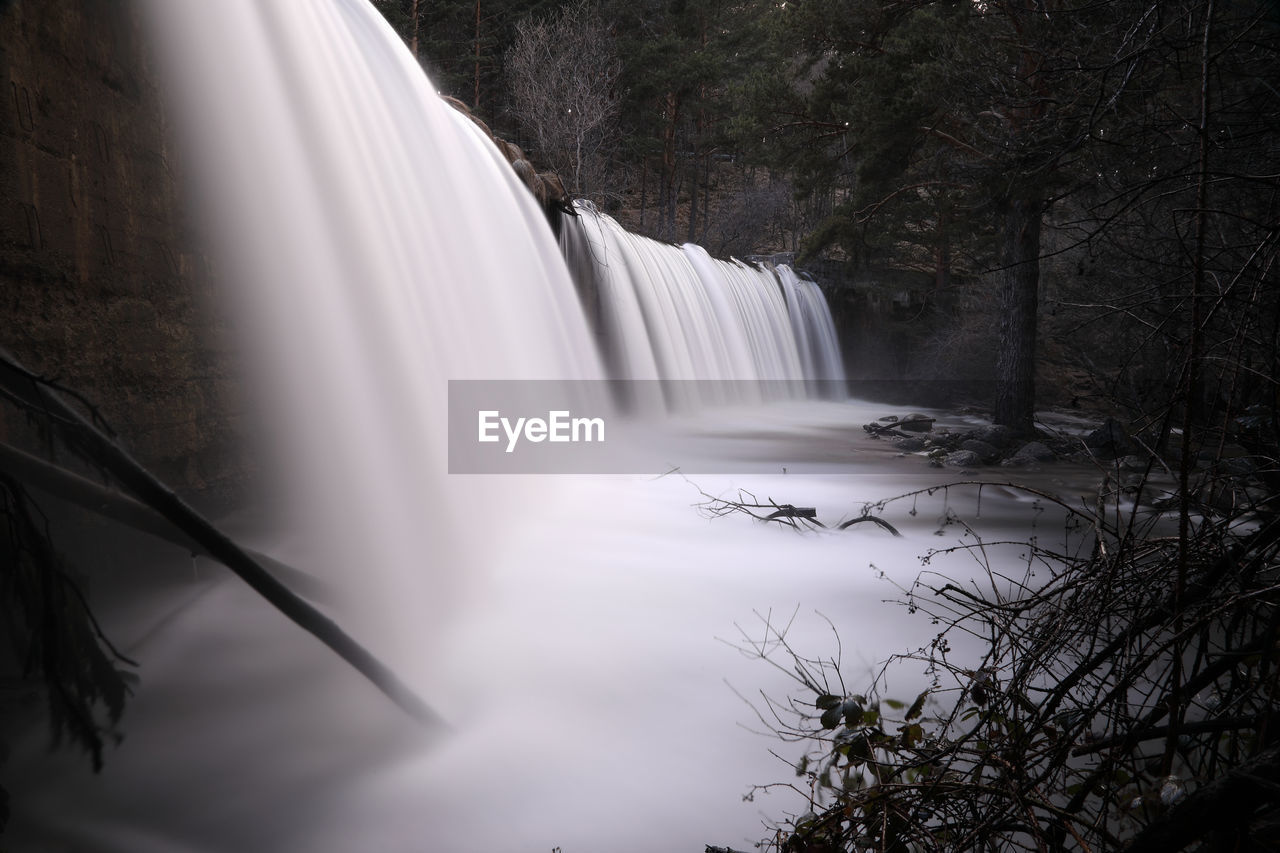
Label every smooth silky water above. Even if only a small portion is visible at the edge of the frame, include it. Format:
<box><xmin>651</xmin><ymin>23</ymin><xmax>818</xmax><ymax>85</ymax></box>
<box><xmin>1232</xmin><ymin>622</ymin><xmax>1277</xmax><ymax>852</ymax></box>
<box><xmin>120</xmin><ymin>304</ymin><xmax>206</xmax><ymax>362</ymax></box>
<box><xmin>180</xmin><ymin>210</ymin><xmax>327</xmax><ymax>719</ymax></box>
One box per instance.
<box><xmin>5</xmin><ymin>2</ymin><xmax>1094</xmax><ymax>851</ymax></box>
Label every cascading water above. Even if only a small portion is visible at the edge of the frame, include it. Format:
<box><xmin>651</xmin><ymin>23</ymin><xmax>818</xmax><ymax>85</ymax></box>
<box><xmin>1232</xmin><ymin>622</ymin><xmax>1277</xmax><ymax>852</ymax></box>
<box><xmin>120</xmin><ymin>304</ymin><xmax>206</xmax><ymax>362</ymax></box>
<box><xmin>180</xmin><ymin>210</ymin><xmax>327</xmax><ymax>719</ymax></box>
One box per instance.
<box><xmin>562</xmin><ymin>202</ymin><xmax>845</xmax><ymax>389</ymax></box>
<box><xmin>780</xmin><ymin>266</ymin><xmax>847</xmax><ymax>395</ymax></box>
<box><xmin>139</xmin><ymin>0</ymin><xmax>606</xmax><ymax>660</ymax></box>
<box><xmin>4</xmin><ymin>3</ymin><xmax>985</xmax><ymax>852</ymax></box>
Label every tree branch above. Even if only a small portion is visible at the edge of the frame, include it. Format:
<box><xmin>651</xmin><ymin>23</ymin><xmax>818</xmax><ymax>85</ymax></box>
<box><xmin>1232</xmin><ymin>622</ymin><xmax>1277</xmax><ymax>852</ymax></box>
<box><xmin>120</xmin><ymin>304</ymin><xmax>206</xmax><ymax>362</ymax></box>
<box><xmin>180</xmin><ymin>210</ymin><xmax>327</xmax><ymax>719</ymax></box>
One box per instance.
<box><xmin>0</xmin><ymin>350</ymin><xmax>442</xmax><ymax>727</ymax></box>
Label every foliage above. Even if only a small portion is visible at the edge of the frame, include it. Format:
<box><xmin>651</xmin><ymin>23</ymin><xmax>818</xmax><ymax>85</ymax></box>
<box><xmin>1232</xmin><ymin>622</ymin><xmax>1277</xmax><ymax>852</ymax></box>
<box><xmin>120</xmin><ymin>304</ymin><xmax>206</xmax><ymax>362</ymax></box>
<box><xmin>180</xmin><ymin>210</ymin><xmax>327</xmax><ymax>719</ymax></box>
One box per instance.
<box><xmin>0</xmin><ymin>474</ymin><xmax>133</xmax><ymax>833</ymax></box>
<box><xmin>729</xmin><ymin>460</ymin><xmax>1280</xmax><ymax>851</ymax></box>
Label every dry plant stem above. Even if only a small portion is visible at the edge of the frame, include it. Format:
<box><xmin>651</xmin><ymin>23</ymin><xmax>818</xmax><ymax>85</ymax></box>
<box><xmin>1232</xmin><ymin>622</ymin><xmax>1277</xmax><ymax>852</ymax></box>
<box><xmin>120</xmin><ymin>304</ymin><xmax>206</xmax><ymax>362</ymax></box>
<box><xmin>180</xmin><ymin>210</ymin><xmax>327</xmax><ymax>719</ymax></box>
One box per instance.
<box><xmin>691</xmin><ymin>483</ymin><xmax>904</xmax><ymax>535</ymax></box>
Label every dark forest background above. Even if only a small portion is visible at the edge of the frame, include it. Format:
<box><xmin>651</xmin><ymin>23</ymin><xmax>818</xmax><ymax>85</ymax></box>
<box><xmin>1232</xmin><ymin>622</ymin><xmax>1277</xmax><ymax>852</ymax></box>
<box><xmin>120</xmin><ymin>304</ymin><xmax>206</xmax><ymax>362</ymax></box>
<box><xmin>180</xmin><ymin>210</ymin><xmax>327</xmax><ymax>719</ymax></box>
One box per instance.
<box><xmin>375</xmin><ymin>0</ymin><xmax>1279</xmax><ymax>434</ymax></box>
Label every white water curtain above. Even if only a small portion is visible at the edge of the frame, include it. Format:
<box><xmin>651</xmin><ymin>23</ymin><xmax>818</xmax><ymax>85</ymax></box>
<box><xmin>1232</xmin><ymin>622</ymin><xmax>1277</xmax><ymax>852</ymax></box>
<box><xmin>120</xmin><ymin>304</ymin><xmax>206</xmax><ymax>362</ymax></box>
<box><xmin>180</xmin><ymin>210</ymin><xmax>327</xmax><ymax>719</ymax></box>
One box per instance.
<box><xmin>145</xmin><ymin>0</ymin><xmax>602</xmax><ymax>669</ymax></box>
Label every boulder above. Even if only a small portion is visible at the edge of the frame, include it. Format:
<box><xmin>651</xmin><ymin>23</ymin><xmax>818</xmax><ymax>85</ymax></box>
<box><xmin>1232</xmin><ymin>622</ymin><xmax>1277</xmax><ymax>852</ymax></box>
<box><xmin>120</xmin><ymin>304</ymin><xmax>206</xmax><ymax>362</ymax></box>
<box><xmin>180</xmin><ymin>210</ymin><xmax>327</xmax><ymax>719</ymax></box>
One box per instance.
<box><xmin>945</xmin><ymin>450</ymin><xmax>983</xmax><ymax>468</ymax></box>
<box><xmin>1020</xmin><ymin>441</ymin><xmax>1057</xmax><ymax>461</ymax></box>
<box><xmin>1116</xmin><ymin>454</ymin><xmax>1149</xmax><ymax>473</ymax></box>
<box><xmin>1084</xmin><ymin>417</ymin><xmax>1134</xmax><ymax>458</ymax></box>
<box><xmin>959</xmin><ymin>439</ymin><xmax>1001</xmax><ymax>463</ymax></box>
<box><xmin>971</xmin><ymin>423</ymin><xmax>1015</xmax><ymax>448</ymax></box>
<box><xmin>898</xmin><ymin>414</ymin><xmax>935</xmax><ymax>433</ymax></box>
<box><xmin>894</xmin><ymin>437</ymin><xmax>927</xmax><ymax>452</ymax></box>
<box><xmin>1002</xmin><ymin>441</ymin><xmax>1056</xmax><ymax>467</ymax></box>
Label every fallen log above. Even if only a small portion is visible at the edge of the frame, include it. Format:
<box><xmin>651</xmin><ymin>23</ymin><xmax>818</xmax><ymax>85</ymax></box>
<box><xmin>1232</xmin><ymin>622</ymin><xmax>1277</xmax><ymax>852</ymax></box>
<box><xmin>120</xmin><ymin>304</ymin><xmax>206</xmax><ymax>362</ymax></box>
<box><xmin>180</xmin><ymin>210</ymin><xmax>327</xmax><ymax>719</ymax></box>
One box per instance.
<box><xmin>0</xmin><ymin>350</ymin><xmax>441</xmax><ymax>727</ymax></box>
<box><xmin>0</xmin><ymin>440</ymin><xmax>327</xmax><ymax>603</ymax></box>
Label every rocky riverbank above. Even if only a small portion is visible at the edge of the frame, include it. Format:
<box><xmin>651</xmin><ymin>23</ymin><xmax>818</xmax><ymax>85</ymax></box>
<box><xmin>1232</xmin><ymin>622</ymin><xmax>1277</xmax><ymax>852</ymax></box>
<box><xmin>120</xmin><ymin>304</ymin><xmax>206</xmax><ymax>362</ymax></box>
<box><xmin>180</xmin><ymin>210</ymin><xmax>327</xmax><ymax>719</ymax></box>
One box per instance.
<box><xmin>864</xmin><ymin>413</ymin><xmax>1109</xmax><ymax>469</ymax></box>
<box><xmin>863</xmin><ymin>408</ymin><xmax>1275</xmax><ymax>514</ymax></box>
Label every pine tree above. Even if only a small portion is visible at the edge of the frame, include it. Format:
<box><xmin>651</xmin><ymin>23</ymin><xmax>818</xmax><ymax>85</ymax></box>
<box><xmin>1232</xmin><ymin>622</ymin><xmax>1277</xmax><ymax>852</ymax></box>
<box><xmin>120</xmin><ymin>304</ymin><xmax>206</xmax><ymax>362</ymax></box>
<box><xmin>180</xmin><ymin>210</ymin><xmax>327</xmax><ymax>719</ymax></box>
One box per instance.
<box><xmin>758</xmin><ymin>0</ymin><xmax>1181</xmax><ymax>431</ymax></box>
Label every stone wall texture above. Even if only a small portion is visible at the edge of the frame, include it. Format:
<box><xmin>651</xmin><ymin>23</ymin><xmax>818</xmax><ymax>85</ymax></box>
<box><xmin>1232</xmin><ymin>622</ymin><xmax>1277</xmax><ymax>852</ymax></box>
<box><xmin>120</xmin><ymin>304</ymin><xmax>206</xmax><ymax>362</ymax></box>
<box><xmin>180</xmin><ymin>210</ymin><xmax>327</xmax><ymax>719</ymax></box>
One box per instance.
<box><xmin>0</xmin><ymin>0</ymin><xmax>246</xmax><ymax>503</ymax></box>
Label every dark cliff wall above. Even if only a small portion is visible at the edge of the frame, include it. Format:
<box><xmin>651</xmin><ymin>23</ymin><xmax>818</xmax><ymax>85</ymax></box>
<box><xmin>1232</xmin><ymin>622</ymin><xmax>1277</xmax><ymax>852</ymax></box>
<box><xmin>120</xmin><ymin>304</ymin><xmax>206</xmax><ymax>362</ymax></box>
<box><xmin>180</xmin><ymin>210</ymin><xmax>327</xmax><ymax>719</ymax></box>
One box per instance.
<box><xmin>0</xmin><ymin>0</ymin><xmax>245</xmax><ymax>503</ymax></box>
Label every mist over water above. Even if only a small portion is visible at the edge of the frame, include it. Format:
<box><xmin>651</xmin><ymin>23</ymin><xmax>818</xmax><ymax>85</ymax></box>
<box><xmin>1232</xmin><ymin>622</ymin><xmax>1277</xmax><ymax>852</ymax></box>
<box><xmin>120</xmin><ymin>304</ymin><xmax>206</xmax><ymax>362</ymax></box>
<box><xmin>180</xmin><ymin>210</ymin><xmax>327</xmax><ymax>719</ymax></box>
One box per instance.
<box><xmin>6</xmin><ymin>2</ymin><xmax>1066</xmax><ymax>851</ymax></box>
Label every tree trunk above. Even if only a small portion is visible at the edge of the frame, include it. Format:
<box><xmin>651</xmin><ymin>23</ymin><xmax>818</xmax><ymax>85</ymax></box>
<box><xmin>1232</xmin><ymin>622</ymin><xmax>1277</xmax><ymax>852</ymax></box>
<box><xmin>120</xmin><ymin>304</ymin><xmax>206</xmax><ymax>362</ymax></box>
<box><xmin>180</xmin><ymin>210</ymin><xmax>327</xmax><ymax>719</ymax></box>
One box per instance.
<box><xmin>409</xmin><ymin>0</ymin><xmax>420</xmax><ymax>57</ymax></box>
<box><xmin>574</xmin><ymin>127</ymin><xmax>584</xmax><ymax>196</ymax></box>
<box><xmin>687</xmin><ymin>154</ymin><xmax>699</xmax><ymax>243</ymax></box>
<box><xmin>661</xmin><ymin>91</ymin><xmax>680</xmax><ymax>238</ymax></box>
<box><xmin>702</xmin><ymin>152</ymin><xmax>711</xmax><ymax>237</ymax></box>
<box><xmin>472</xmin><ymin>0</ymin><xmax>482</xmax><ymax>110</ymax></box>
<box><xmin>935</xmin><ymin>203</ymin><xmax>952</xmax><ymax>291</ymax></box>
<box><xmin>0</xmin><ymin>352</ymin><xmax>442</xmax><ymax>727</ymax></box>
<box><xmin>639</xmin><ymin>156</ymin><xmax>648</xmax><ymax>230</ymax></box>
<box><xmin>993</xmin><ymin>195</ymin><xmax>1041</xmax><ymax>433</ymax></box>
<box><xmin>688</xmin><ymin>98</ymin><xmax>707</xmax><ymax>244</ymax></box>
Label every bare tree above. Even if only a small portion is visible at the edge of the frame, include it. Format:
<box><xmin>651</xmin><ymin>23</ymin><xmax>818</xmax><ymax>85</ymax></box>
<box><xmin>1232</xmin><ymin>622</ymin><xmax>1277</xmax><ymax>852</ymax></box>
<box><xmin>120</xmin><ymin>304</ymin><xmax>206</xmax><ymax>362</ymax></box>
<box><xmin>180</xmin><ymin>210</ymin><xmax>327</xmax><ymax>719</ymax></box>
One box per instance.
<box><xmin>505</xmin><ymin>1</ymin><xmax>621</xmax><ymax>202</ymax></box>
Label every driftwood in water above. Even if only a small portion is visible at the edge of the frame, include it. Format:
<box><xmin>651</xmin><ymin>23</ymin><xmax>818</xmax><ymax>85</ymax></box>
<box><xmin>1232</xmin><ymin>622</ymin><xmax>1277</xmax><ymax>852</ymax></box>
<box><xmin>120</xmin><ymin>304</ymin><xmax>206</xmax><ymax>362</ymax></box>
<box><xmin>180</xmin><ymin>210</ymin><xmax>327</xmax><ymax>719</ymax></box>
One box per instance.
<box><xmin>693</xmin><ymin>485</ymin><xmax>901</xmax><ymax>536</ymax></box>
<box><xmin>697</xmin><ymin>492</ymin><xmax>827</xmax><ymax>530</ymax></box>
<box><xmin>0</xmin><ymin>351</ymin><xmax>442</xmax><ymax>727</ymax></box>
<box><xmin>863</xmin><ymin>417</ymin><xmax>935</xmax><ymax>439</ymax></box>
<box><xmin>837</xmin><ymin>515</ymin><xmax>903</xmax><ymax>536</ymax></box>
<box><xmin>765</xmin><ymin>505</ymin><xmax>819</xmax><ymax>522</ymax></box>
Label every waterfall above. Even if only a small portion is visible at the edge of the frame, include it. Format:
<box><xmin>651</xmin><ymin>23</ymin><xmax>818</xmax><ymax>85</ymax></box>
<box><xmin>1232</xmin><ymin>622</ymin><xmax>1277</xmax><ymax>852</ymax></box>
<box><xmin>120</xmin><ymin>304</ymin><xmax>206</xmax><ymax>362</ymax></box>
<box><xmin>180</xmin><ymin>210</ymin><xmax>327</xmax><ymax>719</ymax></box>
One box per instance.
<box><xmin>143</xmin><ymin>0</ymin><xmax>605</xmax><ymax>667</ymax></box>
<box><xmin>781</xmin><ymin>266</ymin><xmax>848</xmax><ymax>394</ymax></box>
<box><xmin>139</xmin><ymin>0</ymin><xmax>848</xmax><ymax>655</ymax></box>
<box><xmin>562</xmin><ymin>203</ymin><xmax>846</xmax><ymax>391</ymax></box>
<box><xmin>9</xmin><ymin>1</ymin><xmax>859</xmax><ymax>850</ymax></box>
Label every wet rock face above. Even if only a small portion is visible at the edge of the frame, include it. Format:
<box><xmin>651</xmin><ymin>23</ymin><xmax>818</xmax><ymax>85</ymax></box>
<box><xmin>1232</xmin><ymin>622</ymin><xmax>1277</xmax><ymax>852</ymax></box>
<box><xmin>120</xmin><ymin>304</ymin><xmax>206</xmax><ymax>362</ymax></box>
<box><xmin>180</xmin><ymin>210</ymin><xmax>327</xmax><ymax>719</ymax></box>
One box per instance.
<box><xmin>0</xmin><ymin>0</ymin><xmax>247</xmax><ymax>502</ymax></box>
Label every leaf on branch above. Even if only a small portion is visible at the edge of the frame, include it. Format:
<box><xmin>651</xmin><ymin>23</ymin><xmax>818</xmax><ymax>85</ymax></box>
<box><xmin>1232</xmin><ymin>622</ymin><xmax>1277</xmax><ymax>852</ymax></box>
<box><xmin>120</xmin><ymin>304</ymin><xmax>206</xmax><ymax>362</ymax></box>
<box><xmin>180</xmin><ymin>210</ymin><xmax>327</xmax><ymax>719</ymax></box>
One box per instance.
<box><xmin>814</xmin><ymin>694</ymin><xmax>843</xmax><ymax>710</ymax></box>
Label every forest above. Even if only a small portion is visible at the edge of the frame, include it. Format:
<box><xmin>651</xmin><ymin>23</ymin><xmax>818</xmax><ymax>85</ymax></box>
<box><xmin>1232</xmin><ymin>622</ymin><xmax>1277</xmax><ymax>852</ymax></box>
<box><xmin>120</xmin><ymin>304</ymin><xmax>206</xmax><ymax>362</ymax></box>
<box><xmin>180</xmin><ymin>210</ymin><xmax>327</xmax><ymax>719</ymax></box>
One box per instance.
<box><xmin>375</xmin><ymin>0</ymin><xmax>1278</xmax><ymax>433</ymax></box>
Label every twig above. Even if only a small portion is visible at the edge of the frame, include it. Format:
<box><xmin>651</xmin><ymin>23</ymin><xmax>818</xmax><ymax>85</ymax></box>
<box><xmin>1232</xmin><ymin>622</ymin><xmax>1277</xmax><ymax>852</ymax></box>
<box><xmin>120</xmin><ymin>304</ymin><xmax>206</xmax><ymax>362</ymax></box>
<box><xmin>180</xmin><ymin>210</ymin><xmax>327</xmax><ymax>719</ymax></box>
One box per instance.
<box><xmin>837</xmin><ymin>515</ymin><xmax>903</xmax><ymax>537</ymax></box>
